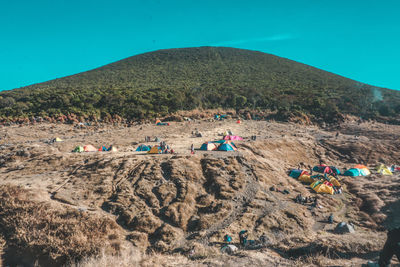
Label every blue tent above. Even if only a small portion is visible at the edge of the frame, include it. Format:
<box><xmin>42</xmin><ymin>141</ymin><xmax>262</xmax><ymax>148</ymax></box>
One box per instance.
<box><xmin>289</xmin><ymin>169</ymin><xmax>302</xmax><ymax>178</ymax></box>
<box><xmin>218</xmin><ymin>143</ymin><xmax>236</xmax><ymax>151</ymax></box>
<box><xmin>136</xmin><ymin>145</ymin><xmax>151</xmax><ymax>151</ymax></box>
<box><xmin>200</xmin><ymin>142</ymin><xmax>218</xmax><ymax>151</ymax></box>
<box><xmin>343</xmin><ymin>168</ymin><xmax>361</xmax><ymax>176</ymax></box>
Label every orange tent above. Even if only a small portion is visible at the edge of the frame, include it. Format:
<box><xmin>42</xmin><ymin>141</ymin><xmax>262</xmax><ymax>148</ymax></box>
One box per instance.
<box><xmin>155</xmin><ymin>119</ymin><xmax>161</xmax><ymax>124</ymax></box>
<box><xmin>83</xmin><ymin>145</ymin><xmax>97</xmax><ymax>152</ymax></box>
<box><xmin>354</xmin><ymin>164</ymin><xmax>367</xmax><ymax>169</ymax></box>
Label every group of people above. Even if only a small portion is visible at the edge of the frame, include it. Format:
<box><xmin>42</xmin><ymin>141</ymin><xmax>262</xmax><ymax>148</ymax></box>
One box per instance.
<box><xmin>159</xmin><ymin>141</ymin><xmax>174</xmax><ymax>154</ymax></box>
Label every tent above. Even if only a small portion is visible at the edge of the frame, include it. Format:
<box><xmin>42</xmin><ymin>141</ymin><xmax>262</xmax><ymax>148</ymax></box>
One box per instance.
<box><xmin>289</xmin><ymin>169</ymin><xmax>303</xmax><ymax>178</ymax></box>
<box><xmin>298</xmin><ymin>174</ymin><xmax>315</xmax><ymax>184</ymax></box>
<box><xmin>83</xmin><ymin>145</ymin><xmax>97</xmax><ymax>152</ymax></box>
<box><xmin>109</xmin><ymin>146</ymin><xmax>118</xmax><ymax>152</ymax></box>
<box><xmin>310</xmin><ymin>180</ymin><xmax>334</xmax><ymax>195</ymax></box>
<box><xmin>376</xmin><ymin>164</ymin><xmax>393</xmax><ymax>175</ymax></box>
<box><xmin>312</xmin><ymin>165</ymin><xmax>341</xmax><ymax>175</ymax></box>
<box><xmin>73</xmin><ymin>146</ymin><xmax>84</xmax><ymax>153</ymax></box>
<box><xmin>200</xmin><ymin>142</ymin><xmax>218</xmax><ymax>151</ymax></box>
<box><xmin>148</xmin><ymin>146</ymin><xmax>163</xmax><ymax>154</ymax></box>
<box><xmin>344</xmin><ymin>165</ymin><xmax>370</xmax><ymax>176</ymax></box>
<box><xmin>223</xmin><ymin>135</ymin><xmax>243</xmax><ymax>141</ymax></box>
<box><xmin>136</xmin><ymin>145</ymin><xmax>151</xmax><ymax>151</ymax></box>
<box><xmin>343</xmin><ymin>168</ymin><xmax>369</xmax><ymax>176</ymax></box>
<box><xmin>218</xmin><ymin>141</ymin><xmax>237</xmax><ymax>151</ymax></box>
<box><xmin>155</xmin><ymin>119</ymin><xmax>161</xmax><ymax>124</ymax></box>
<box><xmin>343</xmin><ymin>168</ymin><xmax>361</xmax><ymax>176</ymax></box>
<box><xmin>55</xmin><ymin>137</ymin><xmax>63</xmax><ymax>142</ymax></box>
<box><xmin>99</xmin><ymin>146</ymin><xmax>108</xmax><ymax>151</ymax></box>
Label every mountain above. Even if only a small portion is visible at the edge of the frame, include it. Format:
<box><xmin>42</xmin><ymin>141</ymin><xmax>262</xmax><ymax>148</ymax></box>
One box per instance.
<box><xmin>0</xmin><ymin>47</ymin><xmax>399</xmax><ymax>121</ymax></box>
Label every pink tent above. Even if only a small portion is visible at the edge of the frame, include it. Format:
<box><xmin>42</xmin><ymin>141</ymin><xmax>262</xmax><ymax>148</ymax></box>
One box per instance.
<box><xmin>223</xmin><ymin>135</ymin><xmax>243</xmax><ymax>141</ymax></box>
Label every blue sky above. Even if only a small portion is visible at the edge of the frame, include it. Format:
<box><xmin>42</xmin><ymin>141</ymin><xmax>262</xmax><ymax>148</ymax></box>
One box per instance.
<box><xmin>1</xmin><ymin>0</ymin><xmax>400</xmax><ymax>91</ymax></box>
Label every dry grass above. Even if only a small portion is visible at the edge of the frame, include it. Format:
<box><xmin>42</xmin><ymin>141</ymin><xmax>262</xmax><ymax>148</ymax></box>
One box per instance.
<box><xmin>0</xmin><ymin>185</ymin><xmax>123</xmax><ymax>265</ymax></box>
<box><xmin>75</xmin><ymin>247</ymin><xmax>193</xmax><ymax>267</ymax></box>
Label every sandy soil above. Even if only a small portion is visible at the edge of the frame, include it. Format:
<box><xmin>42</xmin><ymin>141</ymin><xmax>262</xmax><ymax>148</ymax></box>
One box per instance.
<box><xmin>0</xmin><ymin>119</ymin><xmax>399</xmax><ymax>266</ymax></box>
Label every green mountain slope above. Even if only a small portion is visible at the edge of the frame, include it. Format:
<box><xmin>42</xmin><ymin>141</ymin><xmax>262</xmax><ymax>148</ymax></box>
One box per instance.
<box><xmin>0</xmin><ymin>47</ymin><xmax>399</xmax><ymax>121</ymax></box>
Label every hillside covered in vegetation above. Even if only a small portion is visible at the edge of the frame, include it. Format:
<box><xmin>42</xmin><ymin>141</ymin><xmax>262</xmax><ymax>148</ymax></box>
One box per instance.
<box><xmin>0</xmin><ymin>47</ymin><xmax>399</xmax><ymax>122</ymax></box>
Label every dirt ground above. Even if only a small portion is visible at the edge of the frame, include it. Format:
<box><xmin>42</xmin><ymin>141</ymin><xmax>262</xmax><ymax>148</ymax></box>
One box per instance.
<box><xmin>0</xmin><ymin>118</ymin><xmax>400</xmax><ymax>266</ymax></box>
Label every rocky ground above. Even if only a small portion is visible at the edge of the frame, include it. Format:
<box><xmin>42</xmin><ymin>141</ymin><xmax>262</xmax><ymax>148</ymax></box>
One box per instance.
<box><xmin>0</xmin><ymin>117</ymin><xmax>399</xmax><ymax>266</ymax></box>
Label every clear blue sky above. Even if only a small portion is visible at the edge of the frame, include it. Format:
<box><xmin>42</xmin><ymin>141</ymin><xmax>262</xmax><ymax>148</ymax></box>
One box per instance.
<box><xmin>1</xmin><ymin>0</ymin><xmax>400</xmax><ymax>91</ymax></box>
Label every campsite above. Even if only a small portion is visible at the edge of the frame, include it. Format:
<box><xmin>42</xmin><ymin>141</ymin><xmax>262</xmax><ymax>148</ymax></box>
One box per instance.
<box><xmin>0</xmin><ymin>113</ymin><xmax>400</xmax><ymax>266</ymax></box>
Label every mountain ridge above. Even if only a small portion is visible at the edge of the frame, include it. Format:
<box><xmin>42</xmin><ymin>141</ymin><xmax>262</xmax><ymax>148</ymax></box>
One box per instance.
<box><xmin>0</xmin><ymin>46</ymin><xmax>399</xmax><ymax>121</ymax></box>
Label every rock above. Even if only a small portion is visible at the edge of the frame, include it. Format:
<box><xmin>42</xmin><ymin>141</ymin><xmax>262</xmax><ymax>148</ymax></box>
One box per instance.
<box><xmin>334</xmin><ymin>222</ymin><xmax>355</xmax><ymax>234</ymax></box>
<box><xmin>221</xmin><ymin>244</ymin><xmax>238</xmax><ymax>254</ymax></box>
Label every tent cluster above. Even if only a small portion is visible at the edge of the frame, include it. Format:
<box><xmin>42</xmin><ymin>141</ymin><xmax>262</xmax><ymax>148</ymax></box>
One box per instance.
<box><xmin>147</xmin><ymin>141</ymin><xmax>173</xmax><ymax>154</ymax></box>
<box><xmin>200</xmin><ymin>140</ymin><xmax>238</xmax><ymax>151</ymax></box>
<box><xmin>147</xmin><ymin>145</ymin><xmax>173</xmax><ymax>154</ymax></box>
<box><xmin>289</xmin><ymin>167</ymin><xmax>342</xmax><ymax>195</ymax></box>
<box><xmin>73</xmin><ymin>145</ymin><xmax>117</xmax><ymax>153</ymax></box>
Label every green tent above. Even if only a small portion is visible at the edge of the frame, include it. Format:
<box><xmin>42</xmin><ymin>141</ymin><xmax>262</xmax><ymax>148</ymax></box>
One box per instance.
<box><xmin>73</xmin><ymin>146</ymin><xmax>84</xmax><ymax>153</ymax></box>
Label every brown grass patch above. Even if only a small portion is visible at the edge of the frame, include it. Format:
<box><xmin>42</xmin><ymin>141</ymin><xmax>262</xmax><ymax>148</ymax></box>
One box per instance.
<box><xmin>0</xmin><ymin>185</ymin><xmax>122</xmax><ymax>266</ymax></box>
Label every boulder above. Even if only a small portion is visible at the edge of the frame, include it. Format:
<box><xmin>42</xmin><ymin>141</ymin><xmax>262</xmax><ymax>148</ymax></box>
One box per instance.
<box><xmin>334</xmin><ymin>222</ymin><xmax>355</xmax><ymax>234</ymax></box>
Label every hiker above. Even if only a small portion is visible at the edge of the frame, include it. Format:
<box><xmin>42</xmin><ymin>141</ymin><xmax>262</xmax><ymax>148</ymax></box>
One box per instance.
<box><xmin>239</xmin><ymin>230</ymin><xmax>248</xmax><ymax>247</ymax></box>
<box><xmin>328</xmin><ymin>213</ymin><xmax>334</xmax><ymax>224</ymax></box>
<box><xmin>191</xmin><ymin>144</ymin><xmax>194</xmax><ymax>154</ymax></box>
<box><xmin>312</xmin><ymin>198</ymin><xmax>319</xmax><ymax>208</ymax></box>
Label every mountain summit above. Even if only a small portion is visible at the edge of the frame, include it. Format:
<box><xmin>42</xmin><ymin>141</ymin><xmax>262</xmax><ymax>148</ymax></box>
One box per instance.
<box><xmin>0</xmin><ymin>47</ymin><xmax>399</xmax><ymax>121</ymax></box>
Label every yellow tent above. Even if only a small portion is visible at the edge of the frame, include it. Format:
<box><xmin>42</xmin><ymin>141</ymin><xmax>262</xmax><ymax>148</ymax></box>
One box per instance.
<box><xmin>326</xmin><ymin>176</ymin><xmax>341</xmax><ymax>187</ymax></box>
<box><xmin>376</xmin><ymin>164</ymin><xmax>393</xmax><ymax>175</ymax></box>
<box><xmin>148</xmin><ymin>146</ymin><xmax>162</xmax><ymax>154</ymax></box>
<box><xmin>55</xmin><ymin>137</ymin><xmax>63</xmax><ymax>142</ymax></box>
<box><xmin>298</xmin><ymin>174</ymin><xmax>315</xmax><ymax>184</ymax></box>
<box><xmin>310</xmin><ymin>180</ymin><xmax>334</xmax><ymax>195</ymax></box>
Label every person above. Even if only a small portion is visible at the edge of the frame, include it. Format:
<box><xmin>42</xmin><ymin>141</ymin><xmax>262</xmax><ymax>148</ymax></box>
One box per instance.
<box><xmin>239</xmin><ymin>230</ymin><xmax>248</xmax><ymax>246</ymax></box>
<box><xmin>328</xmin><ymin>213</ymin><xmax>334</xmax><ymax>224</ymax></box>
<box><xmin>224</xmin><ymin>234</ymin><xmax>232</xmax><ymax>243</ymax></box>
<box><xmin>191</xmin><ymin>144</ymin><xmax>194</xmax><ymax>154</ymax></box>
<box><xmin>312</xmin><ymin>198</ymin><xmax>319</xmax><ymax>208</ymax></box>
